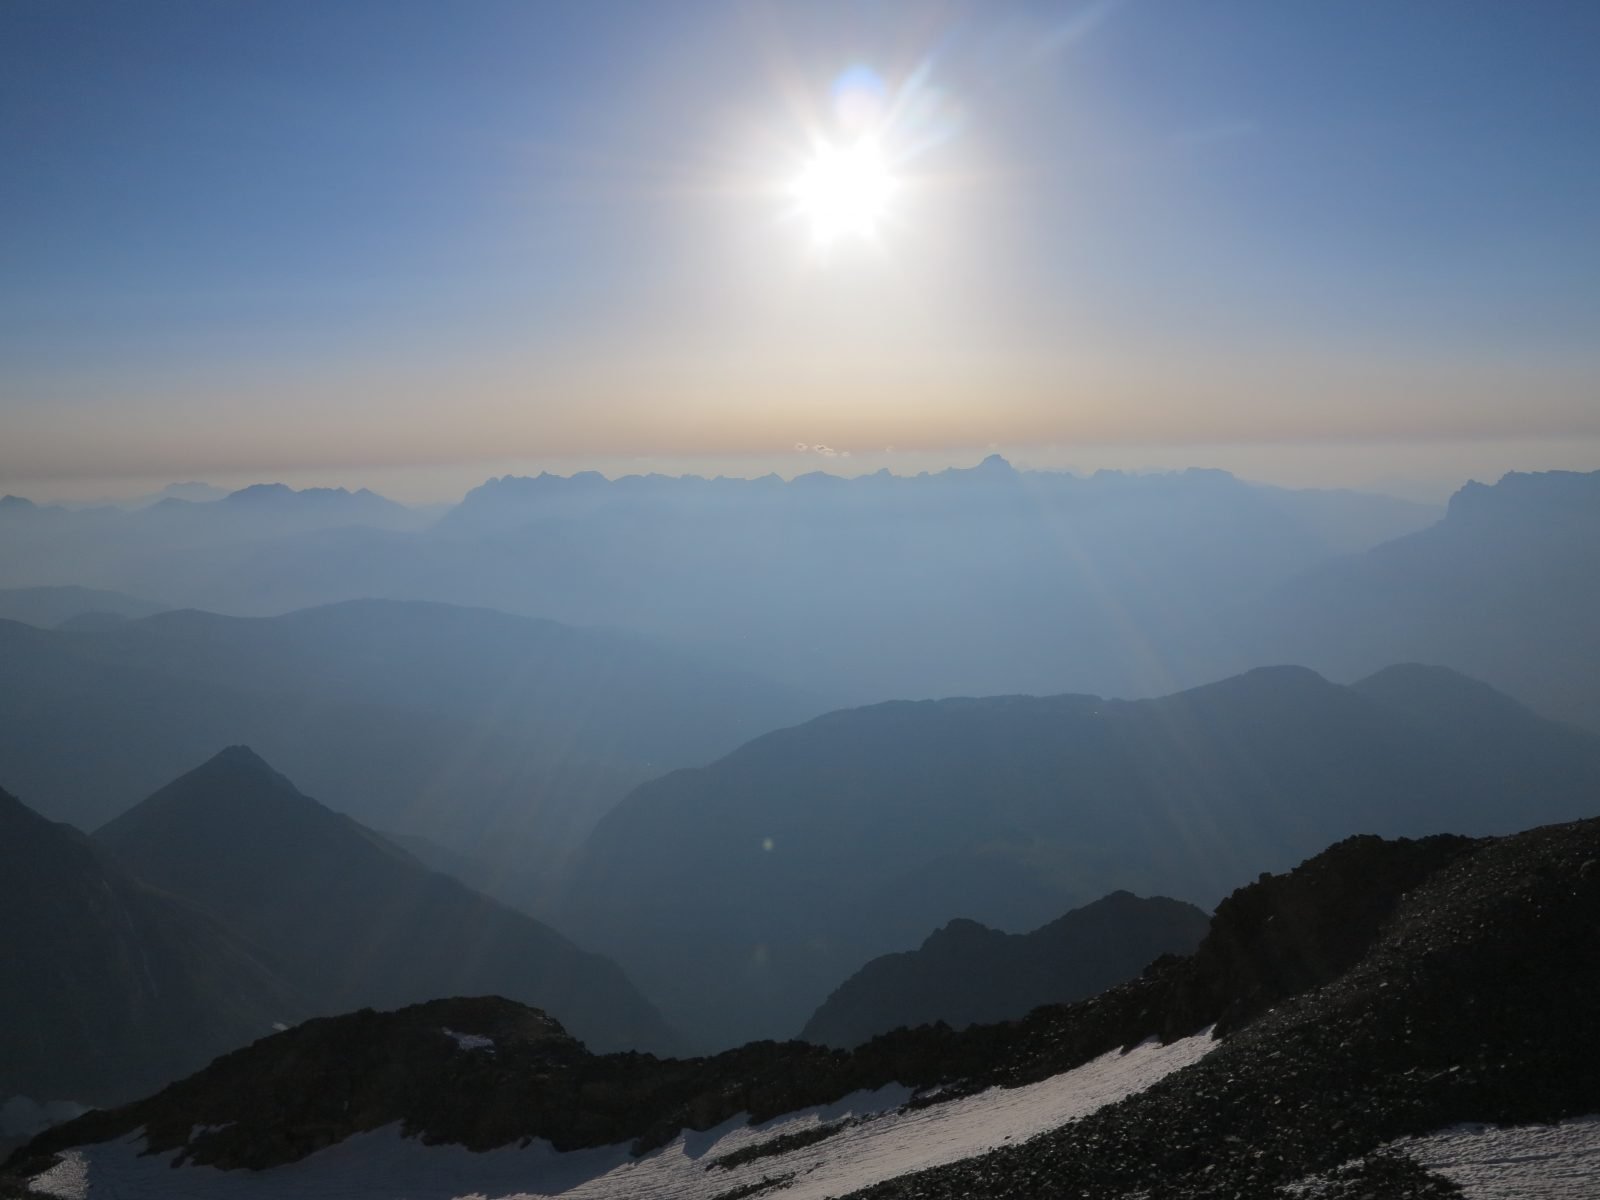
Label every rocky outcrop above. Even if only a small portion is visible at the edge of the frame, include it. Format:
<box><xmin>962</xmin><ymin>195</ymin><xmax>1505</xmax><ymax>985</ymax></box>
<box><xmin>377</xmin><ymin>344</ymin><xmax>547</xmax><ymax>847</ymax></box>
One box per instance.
<box><xmin>844</xmin><ymin>817</ymin><xmax>1600</xmax><ymax>1197</ymax></box>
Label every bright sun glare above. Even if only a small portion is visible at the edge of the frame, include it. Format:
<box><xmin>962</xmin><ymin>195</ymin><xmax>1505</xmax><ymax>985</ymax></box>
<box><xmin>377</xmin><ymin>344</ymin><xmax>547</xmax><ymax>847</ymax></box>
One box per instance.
<box><xmin>790</xmin><ymin>138</ymin><xmax>896</xmax><ymax>247</ymax></box>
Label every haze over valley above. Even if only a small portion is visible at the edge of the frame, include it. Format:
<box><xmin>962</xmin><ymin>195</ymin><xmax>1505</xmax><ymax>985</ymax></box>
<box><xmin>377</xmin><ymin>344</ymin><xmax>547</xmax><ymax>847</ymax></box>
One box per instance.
<box><xmin>4</xmin><ymin>3</ymin><xmax>1600</xmax><ymax>1197</ymax></box>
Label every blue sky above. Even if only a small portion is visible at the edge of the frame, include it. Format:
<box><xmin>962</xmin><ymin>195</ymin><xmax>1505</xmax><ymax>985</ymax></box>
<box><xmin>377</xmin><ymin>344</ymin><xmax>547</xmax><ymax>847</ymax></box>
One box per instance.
<box><xmin>3</xmin><ymin>1</ymin><xmax>1599</xmax><ymax>499</ymax></box>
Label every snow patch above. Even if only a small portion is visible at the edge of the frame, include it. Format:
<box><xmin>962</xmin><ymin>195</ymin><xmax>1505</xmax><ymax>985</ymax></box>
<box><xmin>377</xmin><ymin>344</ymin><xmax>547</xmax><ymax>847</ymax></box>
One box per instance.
<box><xmin>441</xmin><ymin>1028</ymin><xmax>495</xmax><ymax>1053</ymax></box>
<box><xmin>22</xmin><ymin>1031</ymin><xmax>1214</xmax><ymax>1199</ymax></box>
<box><xmin>1391</xmin><ymin>1113</ymin><xmax>1600</xmax><ymax>1198</ymax></box>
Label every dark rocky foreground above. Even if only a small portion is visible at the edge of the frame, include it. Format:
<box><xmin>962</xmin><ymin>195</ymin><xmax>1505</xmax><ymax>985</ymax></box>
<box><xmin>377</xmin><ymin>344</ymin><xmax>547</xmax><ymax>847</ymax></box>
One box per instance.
<box><xmin>9</xmin><ymin>819</ymin><xmax>1600</xmax><ymax>1198</ymax></box>
<box><xmin>841</xmin><ymin>817</ymin><xmax>1600</xmax><ymax>1198</ymax></box>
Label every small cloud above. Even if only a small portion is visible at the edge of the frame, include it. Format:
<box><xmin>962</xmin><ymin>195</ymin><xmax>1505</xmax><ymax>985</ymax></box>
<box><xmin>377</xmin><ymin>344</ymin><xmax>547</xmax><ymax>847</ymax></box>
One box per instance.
<box><xmin>794</xmin><ymin>442</ymin><xmax>809</xmax><ymax>452</ymax></box>
<box><xmin>811</xmin><ymin>444</ymin><xmax>840</xmax><ymax>458</ymax></box>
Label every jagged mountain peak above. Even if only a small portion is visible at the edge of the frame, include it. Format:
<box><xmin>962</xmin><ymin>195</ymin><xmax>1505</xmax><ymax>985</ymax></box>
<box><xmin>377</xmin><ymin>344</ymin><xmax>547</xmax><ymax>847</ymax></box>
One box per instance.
<box><xmin>1445</xmin><ymin>467</ymin><xmax>1600</xmax><ymax>524</ymax></box>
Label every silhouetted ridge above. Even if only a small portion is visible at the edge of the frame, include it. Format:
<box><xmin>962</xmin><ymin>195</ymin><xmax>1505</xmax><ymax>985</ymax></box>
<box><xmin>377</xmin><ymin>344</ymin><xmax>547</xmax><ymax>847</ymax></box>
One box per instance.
<box><xmin>1352</xmin><ymin>662</ymin><xmax>1530</xmax><ymax>723</ymax></box>
<box><xmin>193</xmin><ymin>743</ymin><xmax>291</xmax><ymax>782</ymax></box>
<box><xmin>0</xmin><ymin>597</ymin><xmax>815</xmax><ymax>904</ymax></box>
<box><xmin>0</xmin><ymin>585</ymin><xmax>164</xmax><ymax>629</ymax></box>
<box><xmin>1227</xmin><ymin>467</ymin><xmax>1600</xmax><ymax>733</ymax></box>
<box><xmin>800</xmin><ymin>890</ymin><xmax>1210</xmax><ymax>1048</ymax></box>
<box><xmin>1445</xmin><ymin>468</ymin><xmax>1600</xmax><ymax>527</ymax></box>
<box><xmin>94</xmin><ymin>749</ymin><xmax>677</xmax><ymax>1055</ymax></box>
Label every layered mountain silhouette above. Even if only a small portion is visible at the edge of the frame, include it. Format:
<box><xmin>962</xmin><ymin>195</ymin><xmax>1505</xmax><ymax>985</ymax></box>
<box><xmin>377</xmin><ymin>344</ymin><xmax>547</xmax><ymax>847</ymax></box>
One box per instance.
<box><xmin>92</xmin><ymin>747</ymin><xmax>678</xmax><ymax>1057</ymax></box>
<box><xmin>559</xmin><ymin>663</ymin><xmax>1600</xmax><ymax>1049</ymax></box>
<box><xmin>0</xmin><ymin>586</ymin><xmax>164</xmax><ymax>629</ymax></box>
<box><xmin>0</xmin><ymin>464</ymin><xmax>1436</xmax><ymax>705</ymax></box>
<box><xmin>0</xmin><ymin>598</ymin><xmax>814</xmax><ymax>908</ymax></box>
<box><xmin>1220</xmin><ymin>467</ymin><xmax>1600</xmax><ymax>732</ymax></box>
<box><xmin>0</xmin><ymin>785</ymin><xmax>304</xmax><ymax>1107</ymax></box>
<box><xmin>800</xmin><ymin>891</ymin><xmax>1210</xmax><ymax>1048</ymax></box>
<box><xmin>0</xmin><ymin>483</ymin><xmax>430</xmax><ymax>607</ymax></box>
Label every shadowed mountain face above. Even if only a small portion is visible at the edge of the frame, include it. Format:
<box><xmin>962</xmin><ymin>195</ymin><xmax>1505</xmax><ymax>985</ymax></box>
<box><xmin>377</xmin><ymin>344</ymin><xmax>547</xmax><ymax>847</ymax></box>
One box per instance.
<box><xmin>0</xmin><ymin>464</ymin><xmax>1436</xmax><ymax>707</ymax></box>
<box><xmin>559</xmin><ymin>664</ymin><xmax>1600</xmax><ymax>1050</ymax></box>
<box><xmin>1218</xmin><ymin>468</ymin><xmax>1600</xmax><ymax>732</ymax></box>
<box><xmin>0</xmin><ymin>598</ymin><xmax>816</xmax><ymax>908</ymax></box>
<box><xmin>800</xmin><ymin>890</ymin><xmax>1211</xmax><ymax>1049</ymax></box>
<box><xmin>93</xmin><ymin>747</ymin><xmax>679</xmax><ymax>1056</ymax></box>
<box><xmin>0</xmin><ymin>786</ymin><xmax>305</xmax><ymax>1107</ymax></box>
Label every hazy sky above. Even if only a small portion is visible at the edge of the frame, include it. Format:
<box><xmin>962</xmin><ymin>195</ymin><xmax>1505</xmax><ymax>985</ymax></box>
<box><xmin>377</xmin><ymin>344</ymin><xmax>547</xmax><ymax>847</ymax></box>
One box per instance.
<box><xmin>4</xmin><ymin>1</ymin><xmax>1599</xmax><ymax>501</ymax></box>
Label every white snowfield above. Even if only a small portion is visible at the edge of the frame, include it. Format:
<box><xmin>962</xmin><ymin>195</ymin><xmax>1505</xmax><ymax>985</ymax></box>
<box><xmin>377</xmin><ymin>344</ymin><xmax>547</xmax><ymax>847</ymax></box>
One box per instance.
<box><xmin>1391</xmin><ymin>1114</ymin><xmax>1600</xmax><ymax>1199</ymax></box>
<box><xmin>26</xmin><ymin>1031</ymin><xmax>1214</xmax><ymax>1200</ymax></box>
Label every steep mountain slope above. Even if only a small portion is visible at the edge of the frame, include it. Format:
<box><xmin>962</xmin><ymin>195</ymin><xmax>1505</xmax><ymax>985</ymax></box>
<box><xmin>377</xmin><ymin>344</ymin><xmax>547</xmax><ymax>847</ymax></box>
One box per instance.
<box><xmin>0</xmin><ymin>786</ymin><xmax>305</xmax><ymax>1107</ymax></box>
<box><xmin>0</xmin><ymin>599</ymin><xmax>815</xmax><ymax>905</ymax></box>
<box><xmin>801</xmin><ymin>892</ymin><xmax>1210</xmax><ymax>1048</ymax></box>
<box><xmin>93</xmin><ymin>747</ymin><xmax>678</xmax><ymax>1055</ymax></box>
<box><xmin>560</xmin><ymin>664</ymin><xmax>1600</xmax><ymax>1049</ymax></box>
<box><xmin>14</xmin><ymin>818</ymin><xmax>1600</xmax><ymax>1199</ymax></box>
<box><xmin>1224</xmin><ymin>468</ymin><xmax>1600</xmax><ymax>732</ymax></box>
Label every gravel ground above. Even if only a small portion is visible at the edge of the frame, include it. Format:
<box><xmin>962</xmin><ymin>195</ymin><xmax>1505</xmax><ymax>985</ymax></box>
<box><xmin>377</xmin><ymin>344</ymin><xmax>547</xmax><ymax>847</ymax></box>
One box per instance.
<box><xmin>837</xmin><ymin>819</ymin><xmax>1600</xmax><ymax>1199</ymax></box>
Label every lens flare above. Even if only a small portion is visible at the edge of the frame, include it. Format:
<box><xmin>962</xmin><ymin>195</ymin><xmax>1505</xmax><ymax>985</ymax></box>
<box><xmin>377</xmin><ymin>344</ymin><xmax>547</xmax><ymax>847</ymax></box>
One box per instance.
<box><xmin>776</xmin><ymin>60</ymin><xmax>963</xmax><ymax>253</ymax></box>
<box><xmin>790</xmin><ymin>137</ymin><xmax>896</xmax><ymax>246</ymax></box>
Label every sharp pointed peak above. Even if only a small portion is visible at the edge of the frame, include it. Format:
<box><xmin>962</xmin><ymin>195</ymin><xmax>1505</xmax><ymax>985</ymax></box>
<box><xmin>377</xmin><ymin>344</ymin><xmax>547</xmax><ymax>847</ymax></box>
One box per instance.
<box><xmin>203</xmin><ymin>744</ymin><xmax>277</xmax><ymax>772</ymax></box>
<box><xmin>176</xmin><ymin>743</ymin><xmax>305</xmax><ymax>796</ymax></box>
<box><xmin>97</xmin><ymin>745</ymin><xmax>319</xmax><ymax>841</ymax></box>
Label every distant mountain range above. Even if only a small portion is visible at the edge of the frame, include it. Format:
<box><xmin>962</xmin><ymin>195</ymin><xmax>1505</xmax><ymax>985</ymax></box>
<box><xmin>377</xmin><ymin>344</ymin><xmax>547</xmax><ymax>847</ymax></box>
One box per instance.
<box><xmin>0</xmin><ymin>586</ymin><xmax>165</xmax><ymax>629</ymax></box>
<box><xmin>14</xmin><ymin>464</ymin><xmax>1594</xmax><ymax>734</ymax></box>
<box><xmin>0</xmin><ymin>598</ymin><xmax>816</xmax><ymax>906</ymax></box>
<box><xmin>559</xmin><ymin>663</ymin><xmax>1600</xmax><ymax>1050</ymax></box>
<box><xmin>800</xmin><ymin>891</ymin><xmax>1210</xmax><ymax>1049</ymax></box>
<box><xmin>0</xmin><ymin>462</ymin><xmax>1440</xmax><ymax>706</ymax></box>
<box><xmin>1214</xmin><ymin>467</ymin><xmax>1600</xmax><ymax>732</ymax></box>
<box><xmin>12</xmin><ymin>465</ymin><xmax>1593</xmax><ymax>735</ymax></box>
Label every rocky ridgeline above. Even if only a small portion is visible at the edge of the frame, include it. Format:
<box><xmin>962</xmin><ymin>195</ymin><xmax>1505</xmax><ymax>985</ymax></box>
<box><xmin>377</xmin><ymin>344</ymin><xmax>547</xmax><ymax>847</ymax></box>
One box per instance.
<box><xmin>843</xmin><ymin>817</ymin><xmax>1600</xmax><ymax>1198</ymax></box>
<box><xmin>10</xmin><ymin>821</ymin><xmax>1596</xmax><ymax>1198</ymax></box>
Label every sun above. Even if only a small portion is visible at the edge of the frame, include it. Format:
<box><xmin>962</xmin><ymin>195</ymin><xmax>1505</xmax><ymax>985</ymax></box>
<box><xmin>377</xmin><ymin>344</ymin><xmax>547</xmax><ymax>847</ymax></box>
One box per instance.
<box><xmin>790</xmin><ymin>137</ymin><xmax>896</xmax><ymax>247</ymax></box>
